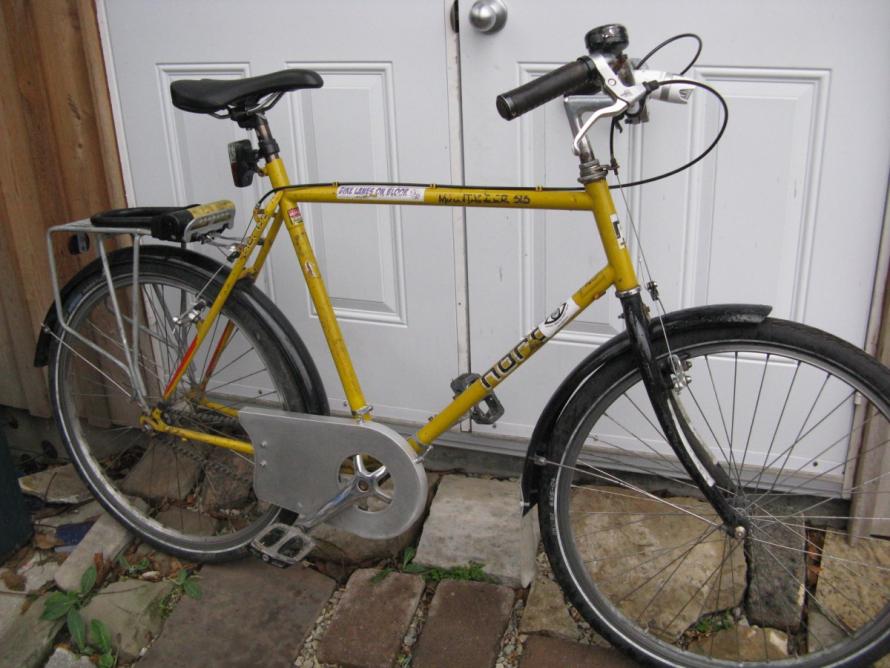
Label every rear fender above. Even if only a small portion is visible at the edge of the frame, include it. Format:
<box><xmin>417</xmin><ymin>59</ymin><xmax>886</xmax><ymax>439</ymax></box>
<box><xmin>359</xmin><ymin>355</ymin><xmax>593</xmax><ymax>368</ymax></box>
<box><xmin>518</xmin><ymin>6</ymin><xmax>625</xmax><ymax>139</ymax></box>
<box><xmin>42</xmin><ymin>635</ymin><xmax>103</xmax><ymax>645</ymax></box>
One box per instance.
<box><xmin>34</xmin><ymin>245</ymin><xmax>328</xmax><ymax>416</ymax></box>
<box><xmin>519</xmin><ymin>303</ymin><xmax>772</xmax><ymax>514</ymax></box>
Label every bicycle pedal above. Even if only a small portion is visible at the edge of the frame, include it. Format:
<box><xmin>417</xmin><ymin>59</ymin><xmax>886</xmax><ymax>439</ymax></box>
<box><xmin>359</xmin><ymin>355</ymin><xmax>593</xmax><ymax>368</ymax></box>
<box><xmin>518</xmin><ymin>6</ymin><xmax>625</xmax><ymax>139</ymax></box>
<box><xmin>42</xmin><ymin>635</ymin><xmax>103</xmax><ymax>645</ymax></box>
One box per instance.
<box><xmin>450</xmin><ymin>372</ymin><xmax>505</xmax><ymax>425</ymax></box>
<box><xmin>248</xmin><ymin>522</ymin><xmax>315</xmax><ymax>568</ymax></box>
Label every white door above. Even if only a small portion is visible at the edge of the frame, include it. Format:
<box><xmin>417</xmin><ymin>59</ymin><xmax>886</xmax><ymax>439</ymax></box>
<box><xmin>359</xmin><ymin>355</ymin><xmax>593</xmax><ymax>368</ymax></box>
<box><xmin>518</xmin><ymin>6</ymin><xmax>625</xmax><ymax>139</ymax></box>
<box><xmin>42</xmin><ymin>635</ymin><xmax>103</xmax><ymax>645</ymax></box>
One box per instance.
<box><xmin>460</xmin><ymin>0</ymin><xmax>890</xmax><ymax>447</ymax></box>
<box><xmin>101</xmin><ymin>1</ymin><xmax>460</xmax><ymax>423</ymax></box>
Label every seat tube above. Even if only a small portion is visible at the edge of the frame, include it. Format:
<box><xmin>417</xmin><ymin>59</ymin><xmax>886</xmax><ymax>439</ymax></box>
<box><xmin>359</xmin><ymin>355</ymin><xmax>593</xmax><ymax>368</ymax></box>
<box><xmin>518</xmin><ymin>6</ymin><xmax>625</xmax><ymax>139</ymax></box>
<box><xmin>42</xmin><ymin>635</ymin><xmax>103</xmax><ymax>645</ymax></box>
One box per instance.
<box><xmin>264</xmin><ymin>157</ymin><xmax>372</xmax><ymax>417</ymax></box>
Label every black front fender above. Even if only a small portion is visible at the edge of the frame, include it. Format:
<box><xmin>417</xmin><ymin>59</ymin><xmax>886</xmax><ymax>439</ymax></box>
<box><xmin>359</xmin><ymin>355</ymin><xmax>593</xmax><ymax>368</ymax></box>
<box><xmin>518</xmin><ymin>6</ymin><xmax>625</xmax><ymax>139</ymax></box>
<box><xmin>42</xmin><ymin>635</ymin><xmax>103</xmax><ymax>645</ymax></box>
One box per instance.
<box><xmin>519</xmin><ymin>303</ymin><xmax>772</xmax><ymax>515</ymax></box>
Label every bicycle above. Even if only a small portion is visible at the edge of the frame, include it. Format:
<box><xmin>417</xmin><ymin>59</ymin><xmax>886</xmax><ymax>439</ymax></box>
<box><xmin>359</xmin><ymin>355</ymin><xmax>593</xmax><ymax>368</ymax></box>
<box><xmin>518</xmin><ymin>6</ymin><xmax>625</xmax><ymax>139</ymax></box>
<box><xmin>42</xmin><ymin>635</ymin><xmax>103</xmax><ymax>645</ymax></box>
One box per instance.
<box><xmin>35</xmin><ymin>23</ymin><xmax>890</xmax><ymax>667</ymax></box>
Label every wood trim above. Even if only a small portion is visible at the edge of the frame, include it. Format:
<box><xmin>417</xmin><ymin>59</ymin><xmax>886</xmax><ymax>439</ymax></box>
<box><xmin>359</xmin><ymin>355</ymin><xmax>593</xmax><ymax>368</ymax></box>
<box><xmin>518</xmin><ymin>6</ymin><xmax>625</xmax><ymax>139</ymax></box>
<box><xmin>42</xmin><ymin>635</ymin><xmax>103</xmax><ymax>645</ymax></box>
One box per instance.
<box><xmin>0</xmin><ymin>0</ymin><xmax>125</xmax><ymax>416</ymax></box>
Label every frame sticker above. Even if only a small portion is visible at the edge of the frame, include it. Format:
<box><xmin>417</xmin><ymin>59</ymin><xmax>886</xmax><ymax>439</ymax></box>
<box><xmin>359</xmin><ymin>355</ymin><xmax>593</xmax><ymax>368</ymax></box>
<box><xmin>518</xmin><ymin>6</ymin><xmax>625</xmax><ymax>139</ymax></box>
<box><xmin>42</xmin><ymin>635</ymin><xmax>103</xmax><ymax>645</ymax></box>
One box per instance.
<box><xmin>336</xmin><ymin>185</ymin><xmax>426</xmax><ymax>201</ymax></box>
<box><xmin>610</xmin><ymin>213</ymin><xmax>626</xmax><ymax>248</ymax></box>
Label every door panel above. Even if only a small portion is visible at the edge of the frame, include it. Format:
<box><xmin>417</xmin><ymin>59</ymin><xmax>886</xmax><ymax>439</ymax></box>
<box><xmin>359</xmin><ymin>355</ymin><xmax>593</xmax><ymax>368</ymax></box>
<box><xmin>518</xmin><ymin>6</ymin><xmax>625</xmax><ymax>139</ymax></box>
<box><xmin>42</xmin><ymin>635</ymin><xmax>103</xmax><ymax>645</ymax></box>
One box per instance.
<box><xmin>102</xmin><ymin>0</ymin><xmax>459</xmax><ymax>422</ymax></box>
<box><xmin>459</xmin><ymin>0</ymin><xmax>890</xmax><ymax>451</ymax></box>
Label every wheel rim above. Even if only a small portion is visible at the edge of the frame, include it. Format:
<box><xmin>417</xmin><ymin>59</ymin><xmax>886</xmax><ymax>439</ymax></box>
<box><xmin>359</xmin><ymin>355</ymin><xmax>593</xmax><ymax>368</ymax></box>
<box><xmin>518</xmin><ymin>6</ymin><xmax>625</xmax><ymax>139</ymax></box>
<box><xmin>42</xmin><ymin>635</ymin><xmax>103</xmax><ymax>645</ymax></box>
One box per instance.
<box><xmin>552</xmin><ymin>337</ymin><xmax>890</xmax><ymax>665</ymax></box>
<box><xmin>53</xmin><ymin>270</ymin><xmax>290</xmax><ymax>553</ymax></box>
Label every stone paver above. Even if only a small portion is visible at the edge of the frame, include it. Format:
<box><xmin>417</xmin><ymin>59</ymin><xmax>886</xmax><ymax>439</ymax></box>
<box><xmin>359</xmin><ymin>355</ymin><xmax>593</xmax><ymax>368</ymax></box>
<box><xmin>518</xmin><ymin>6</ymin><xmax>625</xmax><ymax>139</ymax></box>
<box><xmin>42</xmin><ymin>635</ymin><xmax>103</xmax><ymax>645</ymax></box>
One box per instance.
<box><xmin>311</xmin><ymin>522</ymin><xmax>419</xmax><ymax>566</ymax></box>
<box><xmin>19</xmin><ymin>464</ymin><xmax>91</xmax><ymax>504</ymax></box>
<box><xmin>519</xmin><ymin>572</ymin><xmax>582</xmax><ymax>641</ymax></box>
<box><xmin>687</xmin><ymin>620</ymin><xmax>788</xmax><ymax>660</ymax></box>
<box><xmin>568</xmin><ymin>486</ymin><xmax>746</xmax><ymax>639</ymax></box>
<box><xmin>807</xmin><ymin>611</ymin><xmax>844</xmax><ymax>654</ymax></box>
<box><xmin>519</xmin><ymin>635</ymin><xmax>640</xmax><ymax>667</ymax></box>
<box><xmin>37</xmin><ymin>500</ymin><xmax>103</xmax><ymax>528</ymax></box>
<box><xmin>0</xmin><ymin>593</ymin><xmax>66</xmax><ymax>668</ymax></box>
<box><xmin>54</xmin><ymin>505</ymin><xmax>143</xmax><ymax>592</ymax></box>
<box><xmin>44</xmin><ymin>647</ymin><xmax>94</xmax><ymax>668</ymax></box>
<box><xmin>317</xmin><ymin>569</ymin><xmax>424</xmax><ymax>668</ymax></box>
<box><xmin>311</xmin><ymin>474</ymin><xmax>440</xmax><ymax>566</ymax></box>
<box><xmin>140</xmin><ymin>560</ymin><xmax>334</xmax><ymax>668</ymax></box>
<box><xmin>1</xmin><ymin>553</ymin><xmax>60</xmax><ymax>593</ymax></box>
<box><xmin>154</xmin><ymin>508</ymin><xmax>219</xmax><ymax>536</ymax></box>
<box><xmin>746</xmin><ymin>509</ymin><xmax>806</xmax><ymax>631</ymax></box>
<box><xmin>119</xmin><ymin>442</ymin><xmax>202</xmax><ymax>502</ymax></box>
<box><xmin>412</xmin><ymin>579</ymin><xmax>514</xmax><ymax>668</ymax></box>
<box><xmin>81</xmin><ymin>579</ymin><xmax>174</xmax><ymax>660</ymax></box>
<box><xmin>415</xmin><ymin>476</ymin><xmax>524</xmax><ymax>586</ymax></box>
<box><xmin>0</xmin><ymin>593</ymin><xmax>23</xmax><ymax>640</ymax></box>
<box><xmin>817</xmin><ymin>531</ymin><xmax>890</xmax><ymax>630</ymax></box>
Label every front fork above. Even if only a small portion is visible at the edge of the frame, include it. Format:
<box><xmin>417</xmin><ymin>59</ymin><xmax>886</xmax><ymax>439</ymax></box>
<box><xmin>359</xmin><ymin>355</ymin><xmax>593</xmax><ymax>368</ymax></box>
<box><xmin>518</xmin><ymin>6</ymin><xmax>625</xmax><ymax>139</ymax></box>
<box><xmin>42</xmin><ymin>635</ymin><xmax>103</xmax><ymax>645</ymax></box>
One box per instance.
<box><xmin>619</xmin><ymin>291</ymin><xmax>748</xmax><ymax>536</ymax></box>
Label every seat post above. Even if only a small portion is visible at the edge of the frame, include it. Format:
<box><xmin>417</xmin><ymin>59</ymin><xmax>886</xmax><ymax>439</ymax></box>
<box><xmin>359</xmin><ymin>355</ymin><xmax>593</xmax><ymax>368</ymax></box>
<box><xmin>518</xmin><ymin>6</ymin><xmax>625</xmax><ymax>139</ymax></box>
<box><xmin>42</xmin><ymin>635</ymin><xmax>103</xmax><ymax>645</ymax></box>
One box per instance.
<box><xmin>253</xmin><ymin>114</ymin><xmax>280</xmax><ymax>163</ymax></box>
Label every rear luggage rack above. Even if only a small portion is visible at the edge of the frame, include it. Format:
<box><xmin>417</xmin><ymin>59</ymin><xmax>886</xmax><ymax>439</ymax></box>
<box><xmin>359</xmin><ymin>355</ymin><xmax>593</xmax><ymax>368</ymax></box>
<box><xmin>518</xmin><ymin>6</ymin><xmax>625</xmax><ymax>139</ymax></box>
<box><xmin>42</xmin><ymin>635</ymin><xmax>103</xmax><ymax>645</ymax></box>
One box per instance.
<box><xmin>43</xmin><ymin>200</ymin><xmax>238</xmax><ymax>411</ymax></box>
<box><xmin>89</xmin><ymin>200</ymin><xmax>236</xmax><ymax>243</ymax></box>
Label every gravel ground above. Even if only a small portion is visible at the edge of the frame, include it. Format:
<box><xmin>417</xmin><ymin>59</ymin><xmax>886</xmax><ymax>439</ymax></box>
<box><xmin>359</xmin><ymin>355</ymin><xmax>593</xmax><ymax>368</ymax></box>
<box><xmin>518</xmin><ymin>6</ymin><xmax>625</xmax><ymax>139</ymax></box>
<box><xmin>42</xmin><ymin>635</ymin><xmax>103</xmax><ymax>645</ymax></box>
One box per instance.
<box><xmin>293</xmin><ymin>584</ymin><xmax>344</xmax><ymax>667</ymax></box>
<box><xmin>397</xmin><ymin>581</ymin><xmax>436</xmax><ymax>665</ymax></box>
<box><xmin>495</xmin><ymin>591</ymin><xmax>527</xmax><ymax>668</ymax></box>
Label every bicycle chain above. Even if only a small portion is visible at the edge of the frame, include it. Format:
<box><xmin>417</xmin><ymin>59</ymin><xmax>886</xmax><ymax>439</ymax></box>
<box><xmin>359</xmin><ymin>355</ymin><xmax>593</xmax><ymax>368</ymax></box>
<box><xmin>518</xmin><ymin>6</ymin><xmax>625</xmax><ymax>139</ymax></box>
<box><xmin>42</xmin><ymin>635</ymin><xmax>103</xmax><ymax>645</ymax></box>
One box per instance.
<box><xmin>159</xmin><ymin>415</ymin><xmax>254</xmax><ymax>487</ymax></box>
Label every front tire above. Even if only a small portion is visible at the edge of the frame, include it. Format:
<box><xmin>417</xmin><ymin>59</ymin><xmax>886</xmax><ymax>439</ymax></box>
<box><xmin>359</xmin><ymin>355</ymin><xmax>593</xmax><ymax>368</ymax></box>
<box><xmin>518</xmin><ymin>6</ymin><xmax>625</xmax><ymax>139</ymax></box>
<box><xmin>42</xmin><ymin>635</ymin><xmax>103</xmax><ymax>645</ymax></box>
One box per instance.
<box><xmin>540</xmin><ymin>318</ymin><xmax>890</xmax><ymax>666</ymax></box>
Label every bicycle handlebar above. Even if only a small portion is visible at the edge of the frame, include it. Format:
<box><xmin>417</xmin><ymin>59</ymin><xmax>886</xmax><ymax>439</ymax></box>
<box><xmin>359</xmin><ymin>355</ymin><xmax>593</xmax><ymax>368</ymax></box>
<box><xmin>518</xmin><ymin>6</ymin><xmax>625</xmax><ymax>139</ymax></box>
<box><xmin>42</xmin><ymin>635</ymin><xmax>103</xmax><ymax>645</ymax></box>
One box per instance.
<box><xmin>496</xmin><ymin>57</ymin><xmax>599</xmax><ymax>121</ymax></box>
<box><xmin>495</xmin><ymin>24</ymin><xmax>696</xmax><ymax>127</ymax></box>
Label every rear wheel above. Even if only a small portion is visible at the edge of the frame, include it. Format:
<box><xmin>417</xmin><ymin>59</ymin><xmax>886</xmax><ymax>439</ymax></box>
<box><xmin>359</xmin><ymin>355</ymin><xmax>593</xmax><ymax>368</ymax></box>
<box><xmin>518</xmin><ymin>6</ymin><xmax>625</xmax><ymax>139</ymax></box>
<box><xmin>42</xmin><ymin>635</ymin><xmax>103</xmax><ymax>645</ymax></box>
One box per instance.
<box><xmin>540</xmin><ymin>319</ymin><xmax>890</xmax><ymax>666</ymax></box>
<box><xmin>49</xmin><ymin>255</ymin><xmax>307</xmax><ymax>562</ymax></box>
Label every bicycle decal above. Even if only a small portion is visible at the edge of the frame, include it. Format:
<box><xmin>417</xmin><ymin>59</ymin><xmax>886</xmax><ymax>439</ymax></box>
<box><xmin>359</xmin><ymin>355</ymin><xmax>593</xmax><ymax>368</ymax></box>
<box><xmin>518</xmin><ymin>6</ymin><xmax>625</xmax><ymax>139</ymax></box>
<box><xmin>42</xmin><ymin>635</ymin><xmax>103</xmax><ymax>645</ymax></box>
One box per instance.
<box><xmin>481</xmin><ymin>298</ymin><xmax>581</xmax><ymax>389</ymax></box>
<box><xmin>610</xmin><ymin>213</ymin><xmax>626</xmax><ymax>248</ymax></box>
<box><xmin>335</xmin><ymin>185</ymin><xmax>426</xmax><ymax>201</ymax></box>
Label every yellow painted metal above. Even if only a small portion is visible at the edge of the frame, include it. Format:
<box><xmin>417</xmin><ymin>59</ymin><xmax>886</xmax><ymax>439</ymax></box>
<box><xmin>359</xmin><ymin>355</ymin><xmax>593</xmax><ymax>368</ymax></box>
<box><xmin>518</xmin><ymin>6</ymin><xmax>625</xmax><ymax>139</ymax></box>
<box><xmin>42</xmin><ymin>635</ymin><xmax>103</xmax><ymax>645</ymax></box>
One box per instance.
<box><xmin>247</xmin><ymin>211</ymin><xmax>283</xmax><ymax>275</ymax></box>
<box><xmin>412</xmin><ymin>264</ymin><xmax>616</xmax><ymax>448</ymax></box>
<box><xmin>263</xmin><ymin>160</ymin><xmax>371</xmax><ymax>416</ymax></box>
<box><xmin>584</xmin><ymin>179</ymin><xmax>639</xmax><ymax>292</ymax></box>
<box><xmin>276</xmin><ymin>183</ymin><xmax>595</xmax><ymax>211</ymax></box>
<box><xmin>573</xmin><ymin>264</ymin><xmax>617</xmax><ymax>307</ymax></box>
<box><xmin>152</xmin><ymin>421</ymin><xmax>254</xmax><ymax>455</ymax></box>
<box><xmin>161</xmin><ymin>193</ymin><xmax>278</xmax><ymax>400</ymax></box>
<box><xmin>157</xmin><ymin>154</ymin><xmax>635</xmax><ymax>455</ymax></box>
<box><xmin>413</xmin><ymin>378</ymin><xmax>490</xmax><ymax>450</ymax></box>
<box><xmin>283</xmin><ymin>204</ymin><xmax>370</xmax><ymax>415</ymax></box>
<box><xmin>199</xmin><ymin>398</ymin><xmax>239</xmax><ymax>419</ymax></box>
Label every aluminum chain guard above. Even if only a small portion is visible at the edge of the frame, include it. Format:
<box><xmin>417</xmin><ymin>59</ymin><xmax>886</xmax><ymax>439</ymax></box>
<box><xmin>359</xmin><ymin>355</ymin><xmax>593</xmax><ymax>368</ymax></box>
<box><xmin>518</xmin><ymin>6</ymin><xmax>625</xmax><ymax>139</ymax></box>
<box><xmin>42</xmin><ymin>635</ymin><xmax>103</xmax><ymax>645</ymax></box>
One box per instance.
<box><xmin>239</xmin><ymin>408</ymin><xmax>427</xmax><ymax>539</ymax></box>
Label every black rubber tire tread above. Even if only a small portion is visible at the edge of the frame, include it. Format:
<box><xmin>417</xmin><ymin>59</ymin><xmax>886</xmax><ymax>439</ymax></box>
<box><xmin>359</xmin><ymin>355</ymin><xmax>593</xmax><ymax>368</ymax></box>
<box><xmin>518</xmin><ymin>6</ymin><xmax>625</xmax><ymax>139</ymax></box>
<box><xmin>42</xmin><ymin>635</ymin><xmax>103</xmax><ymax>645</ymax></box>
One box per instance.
<box><xmin>539</xmin><ymin>317</ymin><xmax>890</xmax><ymax>667</ymax></box>
<box><xmin>48</xmin><ymin>256</ymin><xmax>312</xmax><ymax>563</ymax></box>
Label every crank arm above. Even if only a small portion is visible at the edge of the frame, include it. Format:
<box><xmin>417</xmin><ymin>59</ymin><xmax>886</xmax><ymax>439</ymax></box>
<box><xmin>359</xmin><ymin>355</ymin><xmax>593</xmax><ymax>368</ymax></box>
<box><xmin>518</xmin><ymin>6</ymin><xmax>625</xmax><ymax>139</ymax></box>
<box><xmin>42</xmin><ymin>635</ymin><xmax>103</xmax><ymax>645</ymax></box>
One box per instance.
<box><xmin>296</xmin><ymin>478</ymin><xmax>373</xmax><ymax>530</ymax></box>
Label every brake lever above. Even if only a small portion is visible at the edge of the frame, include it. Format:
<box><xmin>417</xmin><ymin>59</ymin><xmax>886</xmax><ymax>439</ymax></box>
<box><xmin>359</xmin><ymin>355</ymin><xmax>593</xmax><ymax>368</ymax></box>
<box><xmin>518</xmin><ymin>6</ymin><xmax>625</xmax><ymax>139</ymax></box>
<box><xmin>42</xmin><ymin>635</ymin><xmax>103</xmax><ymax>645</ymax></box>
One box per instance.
<box><xmin>571</xmin><ymin>98</ymin><xmax>629</xmax><ymax>155</ymax></box>
<box><xmin>571</xmin><ymin>53</ymin><xmax>648</xmax><ymax>155</ymax></box>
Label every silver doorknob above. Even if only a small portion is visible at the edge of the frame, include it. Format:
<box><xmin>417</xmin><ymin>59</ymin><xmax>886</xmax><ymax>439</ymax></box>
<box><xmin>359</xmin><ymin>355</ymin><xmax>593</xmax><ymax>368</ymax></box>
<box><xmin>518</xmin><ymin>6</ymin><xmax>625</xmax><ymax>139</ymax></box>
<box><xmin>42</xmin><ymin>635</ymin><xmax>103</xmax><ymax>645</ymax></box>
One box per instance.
<box><xmin>469</xmin><ymin>0</ymin><xmax>508</xmax><ymax>33</ymax></box>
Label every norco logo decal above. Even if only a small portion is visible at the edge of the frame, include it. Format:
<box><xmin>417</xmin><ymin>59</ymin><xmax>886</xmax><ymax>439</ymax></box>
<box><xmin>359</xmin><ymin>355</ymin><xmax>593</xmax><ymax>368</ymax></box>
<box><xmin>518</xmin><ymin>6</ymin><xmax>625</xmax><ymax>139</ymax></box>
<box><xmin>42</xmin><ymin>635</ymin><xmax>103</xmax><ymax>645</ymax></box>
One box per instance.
<box><xmin>480</xmin><ymin>299</ymin><xmax>580</xmax><ymax>390</ymax></box>
<box><xmin>481</xmin><ymin>328</ymin><xmax>547</xmax><ymax>389</ymax></box>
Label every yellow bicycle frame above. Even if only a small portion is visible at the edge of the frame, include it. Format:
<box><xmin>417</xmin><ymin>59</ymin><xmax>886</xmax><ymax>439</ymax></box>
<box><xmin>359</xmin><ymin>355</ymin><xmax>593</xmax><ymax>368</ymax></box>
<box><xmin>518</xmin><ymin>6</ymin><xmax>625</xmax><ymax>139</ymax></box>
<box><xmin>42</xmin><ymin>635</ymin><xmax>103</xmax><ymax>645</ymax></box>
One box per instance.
<box><xmin>149</xmin><ymin>157</ymin><xmax>640</xmax><ymax>456</ymax></box>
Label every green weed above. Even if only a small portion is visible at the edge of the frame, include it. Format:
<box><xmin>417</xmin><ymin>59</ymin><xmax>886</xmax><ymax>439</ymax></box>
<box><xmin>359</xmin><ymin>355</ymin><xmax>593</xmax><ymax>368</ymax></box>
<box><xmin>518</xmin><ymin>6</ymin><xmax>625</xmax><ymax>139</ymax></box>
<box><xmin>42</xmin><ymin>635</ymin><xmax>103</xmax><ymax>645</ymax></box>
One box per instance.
<box><xmin>40</xmin><ymin>565</ymin><xmax>117</xmax><ymax>667</ymax></box>
<box><xmin>372</xmin><ymin>546</ymin><xmax>495</xmax><ymax>584</ymax></box>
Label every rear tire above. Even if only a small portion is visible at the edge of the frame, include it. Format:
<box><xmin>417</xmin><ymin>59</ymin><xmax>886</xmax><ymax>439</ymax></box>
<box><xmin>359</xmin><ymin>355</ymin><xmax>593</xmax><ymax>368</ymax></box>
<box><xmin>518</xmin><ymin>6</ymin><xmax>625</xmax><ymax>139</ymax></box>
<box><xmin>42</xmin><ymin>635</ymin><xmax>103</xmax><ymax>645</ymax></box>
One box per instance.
<box><xmin>540</xmin><ymin>318</ymin><xmax>890</xmax><ymax>666</ymax></box>
<box><xmin>49</xmin><ymin>254</ymin><xmax>310</xmax><ymax>562</ymax></box>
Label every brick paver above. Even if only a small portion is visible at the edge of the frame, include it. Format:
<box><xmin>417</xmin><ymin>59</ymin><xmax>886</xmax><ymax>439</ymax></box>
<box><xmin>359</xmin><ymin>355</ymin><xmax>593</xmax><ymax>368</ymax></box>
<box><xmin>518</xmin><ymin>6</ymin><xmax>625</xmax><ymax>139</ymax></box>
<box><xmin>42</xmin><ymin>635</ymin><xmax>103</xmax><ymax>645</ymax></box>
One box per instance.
<box><xmin>139</xmin><ymin>560</ymin><xmax>334</xmax><ymax>668</ymax></box>
<box><xmin>317</xmin><ymin>569</ymin><xmax>424</xmax><ymax>668</ymax></box>
<box><xmin>520</xmin><ymin>635</ymin><xmax>642</xmax><ymax>667</ymax></box>
<box><xmin>412</xmin><ymin>580</ymin><xmax>514</xmax><ymax>668</ymax></box>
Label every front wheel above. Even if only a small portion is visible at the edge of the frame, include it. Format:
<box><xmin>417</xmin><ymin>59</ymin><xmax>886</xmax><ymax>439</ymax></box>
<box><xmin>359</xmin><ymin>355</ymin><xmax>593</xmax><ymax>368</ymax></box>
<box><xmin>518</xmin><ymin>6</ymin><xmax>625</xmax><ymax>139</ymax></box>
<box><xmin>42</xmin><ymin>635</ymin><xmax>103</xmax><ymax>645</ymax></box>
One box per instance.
<box><xmin>540</xmin><ymin>318</ymin><xmax>890</xmax><ymax>667</ymax></box>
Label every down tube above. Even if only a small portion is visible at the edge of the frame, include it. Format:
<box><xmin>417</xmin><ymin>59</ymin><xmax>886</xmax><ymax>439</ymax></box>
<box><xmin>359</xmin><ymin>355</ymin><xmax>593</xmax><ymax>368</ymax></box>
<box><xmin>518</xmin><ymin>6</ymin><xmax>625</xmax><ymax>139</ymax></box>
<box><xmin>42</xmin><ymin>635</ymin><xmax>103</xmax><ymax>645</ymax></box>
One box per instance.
<box><xmin>410</xmin><ymin>265</ymin><xmax>616</xmax><ymax>450</ymax></box>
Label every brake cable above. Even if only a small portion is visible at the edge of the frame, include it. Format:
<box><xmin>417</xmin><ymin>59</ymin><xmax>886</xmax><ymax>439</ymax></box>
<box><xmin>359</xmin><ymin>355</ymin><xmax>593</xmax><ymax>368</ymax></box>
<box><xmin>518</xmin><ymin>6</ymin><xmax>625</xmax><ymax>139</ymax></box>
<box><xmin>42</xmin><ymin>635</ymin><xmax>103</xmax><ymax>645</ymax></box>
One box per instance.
<box><xmin>610</xmin><ymin>79</ymin><xmax>729</xmax><ymax>189</ymax></box>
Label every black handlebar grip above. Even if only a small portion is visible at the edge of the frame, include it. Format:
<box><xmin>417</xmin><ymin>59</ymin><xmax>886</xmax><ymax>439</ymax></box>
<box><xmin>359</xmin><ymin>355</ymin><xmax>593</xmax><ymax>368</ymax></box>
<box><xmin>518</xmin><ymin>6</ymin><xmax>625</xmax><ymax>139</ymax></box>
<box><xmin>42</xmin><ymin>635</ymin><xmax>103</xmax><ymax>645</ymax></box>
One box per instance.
<box><xmin>496</xmin><ymin>57</ymin><xmax>597</xmax><ymax>121</ymax></box>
